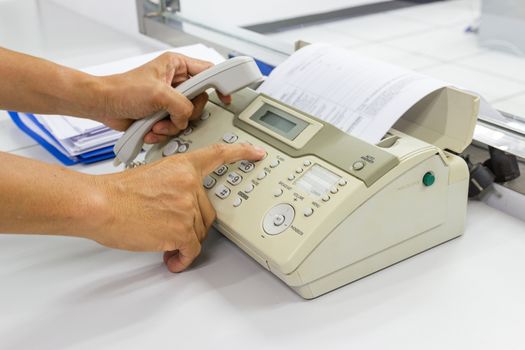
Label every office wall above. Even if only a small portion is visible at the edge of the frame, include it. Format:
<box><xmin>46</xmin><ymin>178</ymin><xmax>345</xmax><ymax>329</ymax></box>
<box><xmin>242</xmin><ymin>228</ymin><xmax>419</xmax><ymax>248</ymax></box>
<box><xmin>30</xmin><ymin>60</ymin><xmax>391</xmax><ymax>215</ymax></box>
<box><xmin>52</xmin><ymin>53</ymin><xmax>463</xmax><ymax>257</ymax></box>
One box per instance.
<box><xmin>48</xmin><ymin>0</ymin><xmax>139</xmax><ymax>36</ymax></box>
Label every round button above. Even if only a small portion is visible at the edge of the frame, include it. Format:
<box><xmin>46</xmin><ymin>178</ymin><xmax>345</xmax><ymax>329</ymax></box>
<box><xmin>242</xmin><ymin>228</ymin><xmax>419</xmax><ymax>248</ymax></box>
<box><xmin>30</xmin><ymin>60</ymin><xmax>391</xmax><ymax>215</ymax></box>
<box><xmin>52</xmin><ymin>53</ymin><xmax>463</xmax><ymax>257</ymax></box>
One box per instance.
<box><xmin>288</xmin><ymin>174</ymin><xmax>295</xmax><ymax>181</ymax></box>
<box><xmin>263</xmin><ymin>204</ymin><xmax>295</xmax><ymax>235</ymax></box>
<box><xmin>338</xmin><ymin>179</ymin><xmax>347</xmax><ymax>186</ymax></box>
<box><xmin>273</xmin><ymin>214</ymin><xmax>285</xmax><ymax>226</ymax></box>
<box><xmin>273</xmin><ymin>188</ymin><xmax>283</xmax><ymax>197</ymax></box>
<box><xmin>353</xmin><ymin>161</ymin><xmax>365</xmax><ymax>171</ymax></box>
<box><xmin>303</xmin><ymin>160</ymin><xmax>312</xmax><ymax>166</ymax></box>
<box><xmin>303</xmin><ymin>207</ymin><xmax>314</xmax><ymax>217</ymax></box>
<box><xmin>330</xmin><ymin>186</ymin><xmax>339</xmax><ymax>194</ymax></box>
<box><xmin>233</xmin><ymin>197</ymin><xmax>242</xmax><ymax>207</ymax></box>
<box><xmin>270</xmin><ymin>159</ymin><xmax>280</xmax><ymax>168</ymax></box>
<box><xmin>257</xmin><ymin>171</ymin><xmax>267</xmax><ymax>180</ymax></box>
<box><xmin>162</xmin><ymin>140</ymin><xmax>180</xmax><ymax>156</ymax></box>
<box><xmin>322</xmin><ymin>194</ymin><xmax>330</xmax><ymax>202</ymax></box>
<box><xmin>245</xmin><ymin>183</ymin><xmax>255</xmax><ymax>193</ymax></box>
<box><xmin>200</xmin><ymin>111</ymin><xmax>210</xmax><ymax>120</ymax></box>
<box><xmin>183</xmin><ymin>127</ymin><xmax>193</xmax><ymax>136</ymax></box>
<box><xmin>295</xmin><ymin>167</ymin><xmax>304</xmax><ymax>174</ymax></box>
<box><xmin>177</xmin><ymin>143</ymin><xmax>189</xmax><ymax>153</ymax></box>
<box><xmin>423</xmin><ymin>172</ymin><xmax>436</xmax><ymax>187</ymax></box>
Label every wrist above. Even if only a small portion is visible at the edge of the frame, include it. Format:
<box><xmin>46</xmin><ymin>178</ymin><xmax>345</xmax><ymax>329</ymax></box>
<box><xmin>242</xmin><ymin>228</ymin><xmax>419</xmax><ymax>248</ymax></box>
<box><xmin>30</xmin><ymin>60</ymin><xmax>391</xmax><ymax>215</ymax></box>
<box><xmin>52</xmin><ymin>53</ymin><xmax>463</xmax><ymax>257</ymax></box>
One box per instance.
<box><xmin>80</xmin><ymin>74</ymin><xmax>109</xmax><ymax>122</ymax></box>
<box><xmin>71</xmin><ymin>173</ymin><xmax>114</xmax><ymax>241</ymax></box>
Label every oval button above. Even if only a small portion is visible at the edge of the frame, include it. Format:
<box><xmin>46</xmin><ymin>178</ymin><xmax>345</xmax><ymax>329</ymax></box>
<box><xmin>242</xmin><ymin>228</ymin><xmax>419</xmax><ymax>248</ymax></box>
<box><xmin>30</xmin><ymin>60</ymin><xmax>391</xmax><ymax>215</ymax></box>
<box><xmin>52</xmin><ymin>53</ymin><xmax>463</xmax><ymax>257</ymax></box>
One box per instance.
<box><xmin>303</xmin><ymin>207</ymin><xmax>314</xmax><ymax>217</ymax></box>
<box><xmin>162</xmin><ymin>140</ymin><xmax>180</xmax><ymax>157</ymax></box>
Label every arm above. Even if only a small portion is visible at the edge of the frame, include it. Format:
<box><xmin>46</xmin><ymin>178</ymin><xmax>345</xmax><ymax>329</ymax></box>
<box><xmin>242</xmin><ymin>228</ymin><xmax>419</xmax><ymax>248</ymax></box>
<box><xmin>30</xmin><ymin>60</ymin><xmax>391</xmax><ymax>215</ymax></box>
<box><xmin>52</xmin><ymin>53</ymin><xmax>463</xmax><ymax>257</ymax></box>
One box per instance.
<box><xmin>0</xmin><ymin>47</ymin><xmax>224</xmax><ymax>143</ymax></box>
<box><xmin>0</xmin><ymin>47</ymin><xmax>263</xmax><ymax>271</ymax></box>
<box><xmin>0</xmin><ymin>47</ymin><xmax>104</xmax><ymax>121</ymax></box>
<box><xmin>0</xmin><ymin>144</ymin><xmax>265</xmax><ymax>272</ymax></box>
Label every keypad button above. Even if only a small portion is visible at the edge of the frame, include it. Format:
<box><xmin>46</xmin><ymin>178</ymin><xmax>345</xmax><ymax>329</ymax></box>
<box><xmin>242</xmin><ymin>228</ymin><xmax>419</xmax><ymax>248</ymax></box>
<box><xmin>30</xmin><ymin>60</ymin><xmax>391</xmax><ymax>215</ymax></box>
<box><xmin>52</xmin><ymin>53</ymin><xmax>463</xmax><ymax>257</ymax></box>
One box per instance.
<box><xmin>203</xmin><ymin>176</ymin><xmax>216</xmax><ymax>189</ymax></box>
<box><xmin>330</xmin><ymin>186</ymin><xmax>339</xmax><ymax>194</ymax></box>
<box><xmin>232</xmin><ymin>197</ymin><xmax>242</xmax><ymax>207</ymax></box>
<box><xmin>162</xmin><ymin>139</ymin><xmax>180</xmax><ymax>157</ymax></box>
<box><xmin>215</xmin><ymin>185</ymin><xmax>231</xmax><ymax>199</ymax></box>
<box><xmin>223</xmin><ymin>132</ymin><xmax>238</xmax><ymax>144</ymax></box>
<box><xmin>295</xmin><ymin>167</ymin><xmax>304</xmax><ymax>174</ymax></box>
<box><xmin>273</xmin><ymin>188</ymin><xmax>283</xmax><ymax>197</ymax></box>
<box><xmin>226</xmin><ymin>172</ymin><xmax>243</xmax><ymax>186</ymax></box>
<box><xmin>322</xmin><ymin>194</ymin><xmax>330</xmax><ymax>202</ymax></box>
<box><xmin>200</xmin><ymin>111</ymin><xmax>210</xmax><ymax>120</ymax></box>
<box><xmin>183</xmin><ymin>127</ymin><xmax>193</xmax><ymax>136</ymax></box>
<box><xmin>287</xmin><ymin>174</ymin><xmax>295</xmax><ymax>181</ymax></box>
<box><xmin>273</xmin><ymin>215</ymin><xmax>285</xmax><ymax>226</ymax></box>
<box><xmin>244</xmin><ymin>183</ymin><xmax>255</xmax><ymax>193</ymax></box>
<box><xmin>177</xmin><ymin>143</ymin><xmax>189</xmax><ymax>153</ymax></box>
<box><xmin>303</xmin><ymin>160</ymin><xmax>312</xmax><ymax>166</ymax></box>
<box><xmin>238</xmin><ymin>160</ymin><xmax>255</xmax><ymax>173</ymax></box>
<box><xmin>338</xmin><ymin>179</ymin><xmax>347</xmax><ymax>186</ymax></box>
<box><xmin>303</xmin><ymin>207</ymin><xmax>314</xmax><ymax>217</ymax></box>
<box><xmin>257</xmin><ymin>171</ymin><xmax>267</xmax><ymax>180</ymax></box>
<box><xmin>270</xmin><ymin>159</ymin><xmax>280</xmax><ymax>168</ymax></box>
<box><xmin>213</xmin><ymin>165</ymin><xmax>228</xmax><ymax>176</ymax></box>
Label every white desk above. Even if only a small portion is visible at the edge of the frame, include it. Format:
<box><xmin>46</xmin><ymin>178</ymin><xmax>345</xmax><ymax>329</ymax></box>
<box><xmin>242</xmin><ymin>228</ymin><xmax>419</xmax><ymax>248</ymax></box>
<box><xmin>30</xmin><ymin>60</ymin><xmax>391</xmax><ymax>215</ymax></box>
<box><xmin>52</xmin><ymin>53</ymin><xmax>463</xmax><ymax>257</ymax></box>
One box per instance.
<box><xmin>0</xmin><ymin>145</ymin><xmax>524</xmax><ymax>350</ymax></box>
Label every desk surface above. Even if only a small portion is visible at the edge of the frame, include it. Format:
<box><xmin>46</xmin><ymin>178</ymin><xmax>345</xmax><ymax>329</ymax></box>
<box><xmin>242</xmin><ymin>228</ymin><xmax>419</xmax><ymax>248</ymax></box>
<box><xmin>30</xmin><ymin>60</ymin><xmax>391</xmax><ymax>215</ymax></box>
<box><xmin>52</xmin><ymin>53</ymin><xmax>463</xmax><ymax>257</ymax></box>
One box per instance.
<box><xmin>0</xmin><ymin>166</ymin><xmax>524</xmax><ymax>350</ymax></box>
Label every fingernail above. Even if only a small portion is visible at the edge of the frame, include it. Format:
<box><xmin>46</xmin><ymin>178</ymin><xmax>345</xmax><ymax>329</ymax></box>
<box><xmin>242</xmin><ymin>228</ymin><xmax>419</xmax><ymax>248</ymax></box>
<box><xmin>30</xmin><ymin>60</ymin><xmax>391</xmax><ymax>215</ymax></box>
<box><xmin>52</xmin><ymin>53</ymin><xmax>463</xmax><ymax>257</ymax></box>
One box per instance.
<box><xmin>145</xmin><ymin>135</ymin><xmax>158</xmax><ymax>144</ymax></box>
<box><xmin>253</xmin><ymin>145</ymin><xmax>266</xmax><ymax>154</ymax></box>
<box><xmin>159</xmin><ymin>128</ymin><xmax>168</xmax><ymax>134</ymax></box>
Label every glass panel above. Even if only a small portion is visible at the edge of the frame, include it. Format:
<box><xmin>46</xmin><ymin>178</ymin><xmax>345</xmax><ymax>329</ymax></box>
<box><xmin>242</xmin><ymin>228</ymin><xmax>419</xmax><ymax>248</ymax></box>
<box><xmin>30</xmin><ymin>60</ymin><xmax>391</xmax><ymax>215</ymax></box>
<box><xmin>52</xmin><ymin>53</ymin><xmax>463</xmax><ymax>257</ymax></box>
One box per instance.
<box><xmin>141</xmin><ymin>0</ymin><xmax>525</xmax><ymax>154</ymax></box>
<box><xmin>172</xmin><ymin>0</ymin><xmax>524</xmax><ymax>120</ymax></box>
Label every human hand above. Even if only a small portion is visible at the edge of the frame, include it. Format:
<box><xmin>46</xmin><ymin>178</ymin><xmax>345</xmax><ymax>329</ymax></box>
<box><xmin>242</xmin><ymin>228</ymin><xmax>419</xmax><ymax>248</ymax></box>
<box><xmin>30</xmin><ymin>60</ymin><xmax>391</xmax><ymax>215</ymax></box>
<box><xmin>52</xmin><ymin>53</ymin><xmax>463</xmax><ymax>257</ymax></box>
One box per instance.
<box><xmin>91</xmin><ymin>143</ymin><xmax>265</xmax><ymax>272</ymax></box>
<box><xmin>95</xmin><ymin>52</ymin><xmax>231</xmax><ymax>144</ymax></box>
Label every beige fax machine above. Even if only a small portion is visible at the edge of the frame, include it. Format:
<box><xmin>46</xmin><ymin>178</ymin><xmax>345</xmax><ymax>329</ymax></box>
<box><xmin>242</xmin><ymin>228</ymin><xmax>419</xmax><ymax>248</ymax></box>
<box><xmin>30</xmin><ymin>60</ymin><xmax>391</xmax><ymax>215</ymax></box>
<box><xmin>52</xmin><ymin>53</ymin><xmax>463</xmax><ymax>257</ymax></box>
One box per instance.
<box><xmin>114</xmin><ymin>58</ymin><xmax>480</xmax><ymax>299</ymax></box>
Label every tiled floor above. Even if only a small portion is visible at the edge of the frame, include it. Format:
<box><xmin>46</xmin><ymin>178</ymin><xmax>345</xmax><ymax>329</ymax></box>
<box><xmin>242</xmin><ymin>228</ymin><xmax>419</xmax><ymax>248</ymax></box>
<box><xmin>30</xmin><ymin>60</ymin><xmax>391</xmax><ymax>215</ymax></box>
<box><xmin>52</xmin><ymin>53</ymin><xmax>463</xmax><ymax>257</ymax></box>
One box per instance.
<box><xmin>267</xmin><ymin>0</ymin><xmax>525</xmax><ymax>117</ymax></box>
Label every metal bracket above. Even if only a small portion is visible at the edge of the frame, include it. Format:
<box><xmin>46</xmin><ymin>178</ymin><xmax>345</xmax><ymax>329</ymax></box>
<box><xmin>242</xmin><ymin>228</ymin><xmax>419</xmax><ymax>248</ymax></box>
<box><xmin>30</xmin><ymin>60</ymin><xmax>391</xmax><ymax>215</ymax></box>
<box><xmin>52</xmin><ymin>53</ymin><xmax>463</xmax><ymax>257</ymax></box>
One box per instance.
<box><xmin>160</xmin><ymin>0</ymin><xmax>180</xmax><ymax>13</ymax></box>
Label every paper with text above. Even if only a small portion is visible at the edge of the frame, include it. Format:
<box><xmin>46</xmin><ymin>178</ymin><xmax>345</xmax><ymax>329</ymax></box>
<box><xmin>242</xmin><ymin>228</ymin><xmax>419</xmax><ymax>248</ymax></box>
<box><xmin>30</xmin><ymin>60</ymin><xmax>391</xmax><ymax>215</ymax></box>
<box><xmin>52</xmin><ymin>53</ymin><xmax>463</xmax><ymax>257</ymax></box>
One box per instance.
<box><xmin>258</xmin><ymin>44</ymin><xmax>448</xmax><ymax>144</ymax></box>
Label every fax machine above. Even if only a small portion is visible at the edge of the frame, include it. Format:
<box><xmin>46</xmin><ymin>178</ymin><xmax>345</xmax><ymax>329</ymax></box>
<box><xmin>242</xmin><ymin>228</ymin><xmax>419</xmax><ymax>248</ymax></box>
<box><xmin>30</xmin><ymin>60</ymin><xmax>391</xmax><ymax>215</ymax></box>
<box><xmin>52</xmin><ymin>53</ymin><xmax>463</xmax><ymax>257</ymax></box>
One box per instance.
<box><xmin>114</xmin><ymin>57</ymin><xmax>479</xmax><ymax>299</ymax></box>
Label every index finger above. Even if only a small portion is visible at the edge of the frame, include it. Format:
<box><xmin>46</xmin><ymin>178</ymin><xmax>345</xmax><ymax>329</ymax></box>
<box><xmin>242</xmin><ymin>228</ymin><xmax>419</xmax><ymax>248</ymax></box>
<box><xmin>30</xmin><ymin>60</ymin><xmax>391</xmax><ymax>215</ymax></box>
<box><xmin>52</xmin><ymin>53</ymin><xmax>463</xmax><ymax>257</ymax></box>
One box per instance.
<box><xmin>188</xmin><ymin>143</ymin><xmax>266</xmax><ymax>177</ymax></box>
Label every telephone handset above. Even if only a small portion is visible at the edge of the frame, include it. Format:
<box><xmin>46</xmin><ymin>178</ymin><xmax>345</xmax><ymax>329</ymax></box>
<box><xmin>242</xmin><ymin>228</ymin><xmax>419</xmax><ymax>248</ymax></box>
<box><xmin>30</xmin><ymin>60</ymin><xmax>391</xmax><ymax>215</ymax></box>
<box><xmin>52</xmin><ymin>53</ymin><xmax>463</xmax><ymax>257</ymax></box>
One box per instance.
<box><xmin>113</xmin><ymin>56</ymin><xmax>264</xmax><ymax>166</ymax></box>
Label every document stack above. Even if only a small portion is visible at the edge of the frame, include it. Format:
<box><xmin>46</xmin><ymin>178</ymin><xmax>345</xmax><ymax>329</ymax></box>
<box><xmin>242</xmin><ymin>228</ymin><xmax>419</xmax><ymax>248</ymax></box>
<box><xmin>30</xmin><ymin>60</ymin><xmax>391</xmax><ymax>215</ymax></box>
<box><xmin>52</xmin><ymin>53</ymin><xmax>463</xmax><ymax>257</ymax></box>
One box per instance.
<box><xmin>9</xmin><ymin>111</ymin><xmax>122</xmax><ymax>165</ymax></box>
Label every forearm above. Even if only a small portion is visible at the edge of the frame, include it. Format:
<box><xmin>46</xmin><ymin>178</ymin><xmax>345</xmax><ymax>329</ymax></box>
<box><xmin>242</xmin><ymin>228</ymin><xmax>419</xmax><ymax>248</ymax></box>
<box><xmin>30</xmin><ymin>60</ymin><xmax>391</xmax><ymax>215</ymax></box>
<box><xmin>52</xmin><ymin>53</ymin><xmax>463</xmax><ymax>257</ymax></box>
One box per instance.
<box><xmin>0</xmin><ymin>47</ymin><xmax>104</xmax><ymax>119</ymax></box>
<box><xmin>0</xmin><ymin>152</ymin><xmax>108</xmax><ymax>237</ymax></box>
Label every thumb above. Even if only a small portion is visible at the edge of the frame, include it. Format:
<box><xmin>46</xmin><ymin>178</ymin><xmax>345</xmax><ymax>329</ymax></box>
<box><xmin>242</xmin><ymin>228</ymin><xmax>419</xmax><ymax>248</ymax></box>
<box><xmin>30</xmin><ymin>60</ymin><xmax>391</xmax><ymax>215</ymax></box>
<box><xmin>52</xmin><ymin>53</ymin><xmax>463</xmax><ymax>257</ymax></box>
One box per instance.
<box><xmin>160</xmin><ymin>87</ymin><xmax>194</xmax><ymax>130</ymax></box>
<box><xmin>164</xmin><ymin>238</ymin><xmax>202</xmax><ymax>273</ymax></box>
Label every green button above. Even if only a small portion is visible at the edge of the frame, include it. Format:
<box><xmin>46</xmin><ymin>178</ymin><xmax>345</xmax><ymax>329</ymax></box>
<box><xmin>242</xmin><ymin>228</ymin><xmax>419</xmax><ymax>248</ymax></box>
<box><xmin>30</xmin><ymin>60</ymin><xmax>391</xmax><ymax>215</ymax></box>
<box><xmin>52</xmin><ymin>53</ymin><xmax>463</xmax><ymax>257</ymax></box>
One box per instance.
<box><xmin>423</xmin><ymin>172</ymin><xmax>435</xmax><ymax>187</ymax></box>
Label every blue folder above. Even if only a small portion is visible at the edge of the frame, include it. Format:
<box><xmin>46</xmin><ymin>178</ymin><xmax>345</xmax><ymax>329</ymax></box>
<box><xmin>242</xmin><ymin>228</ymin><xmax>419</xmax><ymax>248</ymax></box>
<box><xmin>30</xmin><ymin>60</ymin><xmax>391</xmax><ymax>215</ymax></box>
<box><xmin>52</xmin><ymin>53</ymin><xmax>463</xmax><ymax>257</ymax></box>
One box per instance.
<box><xmin>8</xmin><ymin>111</ymin><xmax>116</xmax><ymax>166</ymax></box>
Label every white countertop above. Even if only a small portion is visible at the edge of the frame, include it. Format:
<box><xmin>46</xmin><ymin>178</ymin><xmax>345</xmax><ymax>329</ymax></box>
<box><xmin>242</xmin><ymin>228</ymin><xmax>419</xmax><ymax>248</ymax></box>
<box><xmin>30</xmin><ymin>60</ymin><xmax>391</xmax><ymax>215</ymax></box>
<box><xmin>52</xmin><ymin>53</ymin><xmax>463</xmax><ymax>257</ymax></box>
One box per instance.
<box><xmin>0</xmin><ymin>176</ymin><xmax>524</xmax><ymax>349</ymax></box>
<box><xmin>1</xmin><ymin>1</ymin><xmax>524</xmax><ymax>349</ymax></box>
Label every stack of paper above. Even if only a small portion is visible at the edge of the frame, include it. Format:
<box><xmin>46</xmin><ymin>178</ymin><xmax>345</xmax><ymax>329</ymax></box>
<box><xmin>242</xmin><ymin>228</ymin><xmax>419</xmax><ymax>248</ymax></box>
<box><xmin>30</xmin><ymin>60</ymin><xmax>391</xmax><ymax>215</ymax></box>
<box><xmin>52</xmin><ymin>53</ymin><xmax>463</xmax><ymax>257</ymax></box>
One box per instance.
<box><xmin>258</xmin><ymin>43</ymin><xmax>449</xmax><ymax>145</ymax></box>
<box><xmin>9</xmin><ymin>44</ymin><xmax>226</xmax><ymax>165</ymax></box>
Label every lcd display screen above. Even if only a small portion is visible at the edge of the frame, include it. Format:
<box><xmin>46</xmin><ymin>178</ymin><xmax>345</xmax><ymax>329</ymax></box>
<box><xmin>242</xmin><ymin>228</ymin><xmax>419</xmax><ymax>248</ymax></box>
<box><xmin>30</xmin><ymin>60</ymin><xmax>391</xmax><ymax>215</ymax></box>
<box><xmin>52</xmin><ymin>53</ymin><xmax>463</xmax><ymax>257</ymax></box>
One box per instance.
<box><xmin>296</xmin><ymin>164</ymin><xmax>341</xmax><ymax>198</ymax></box>
<box><xmin>250</xmin><ymin>104</ymin><xmax>309</xmax><ymax>140</ymax></box>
